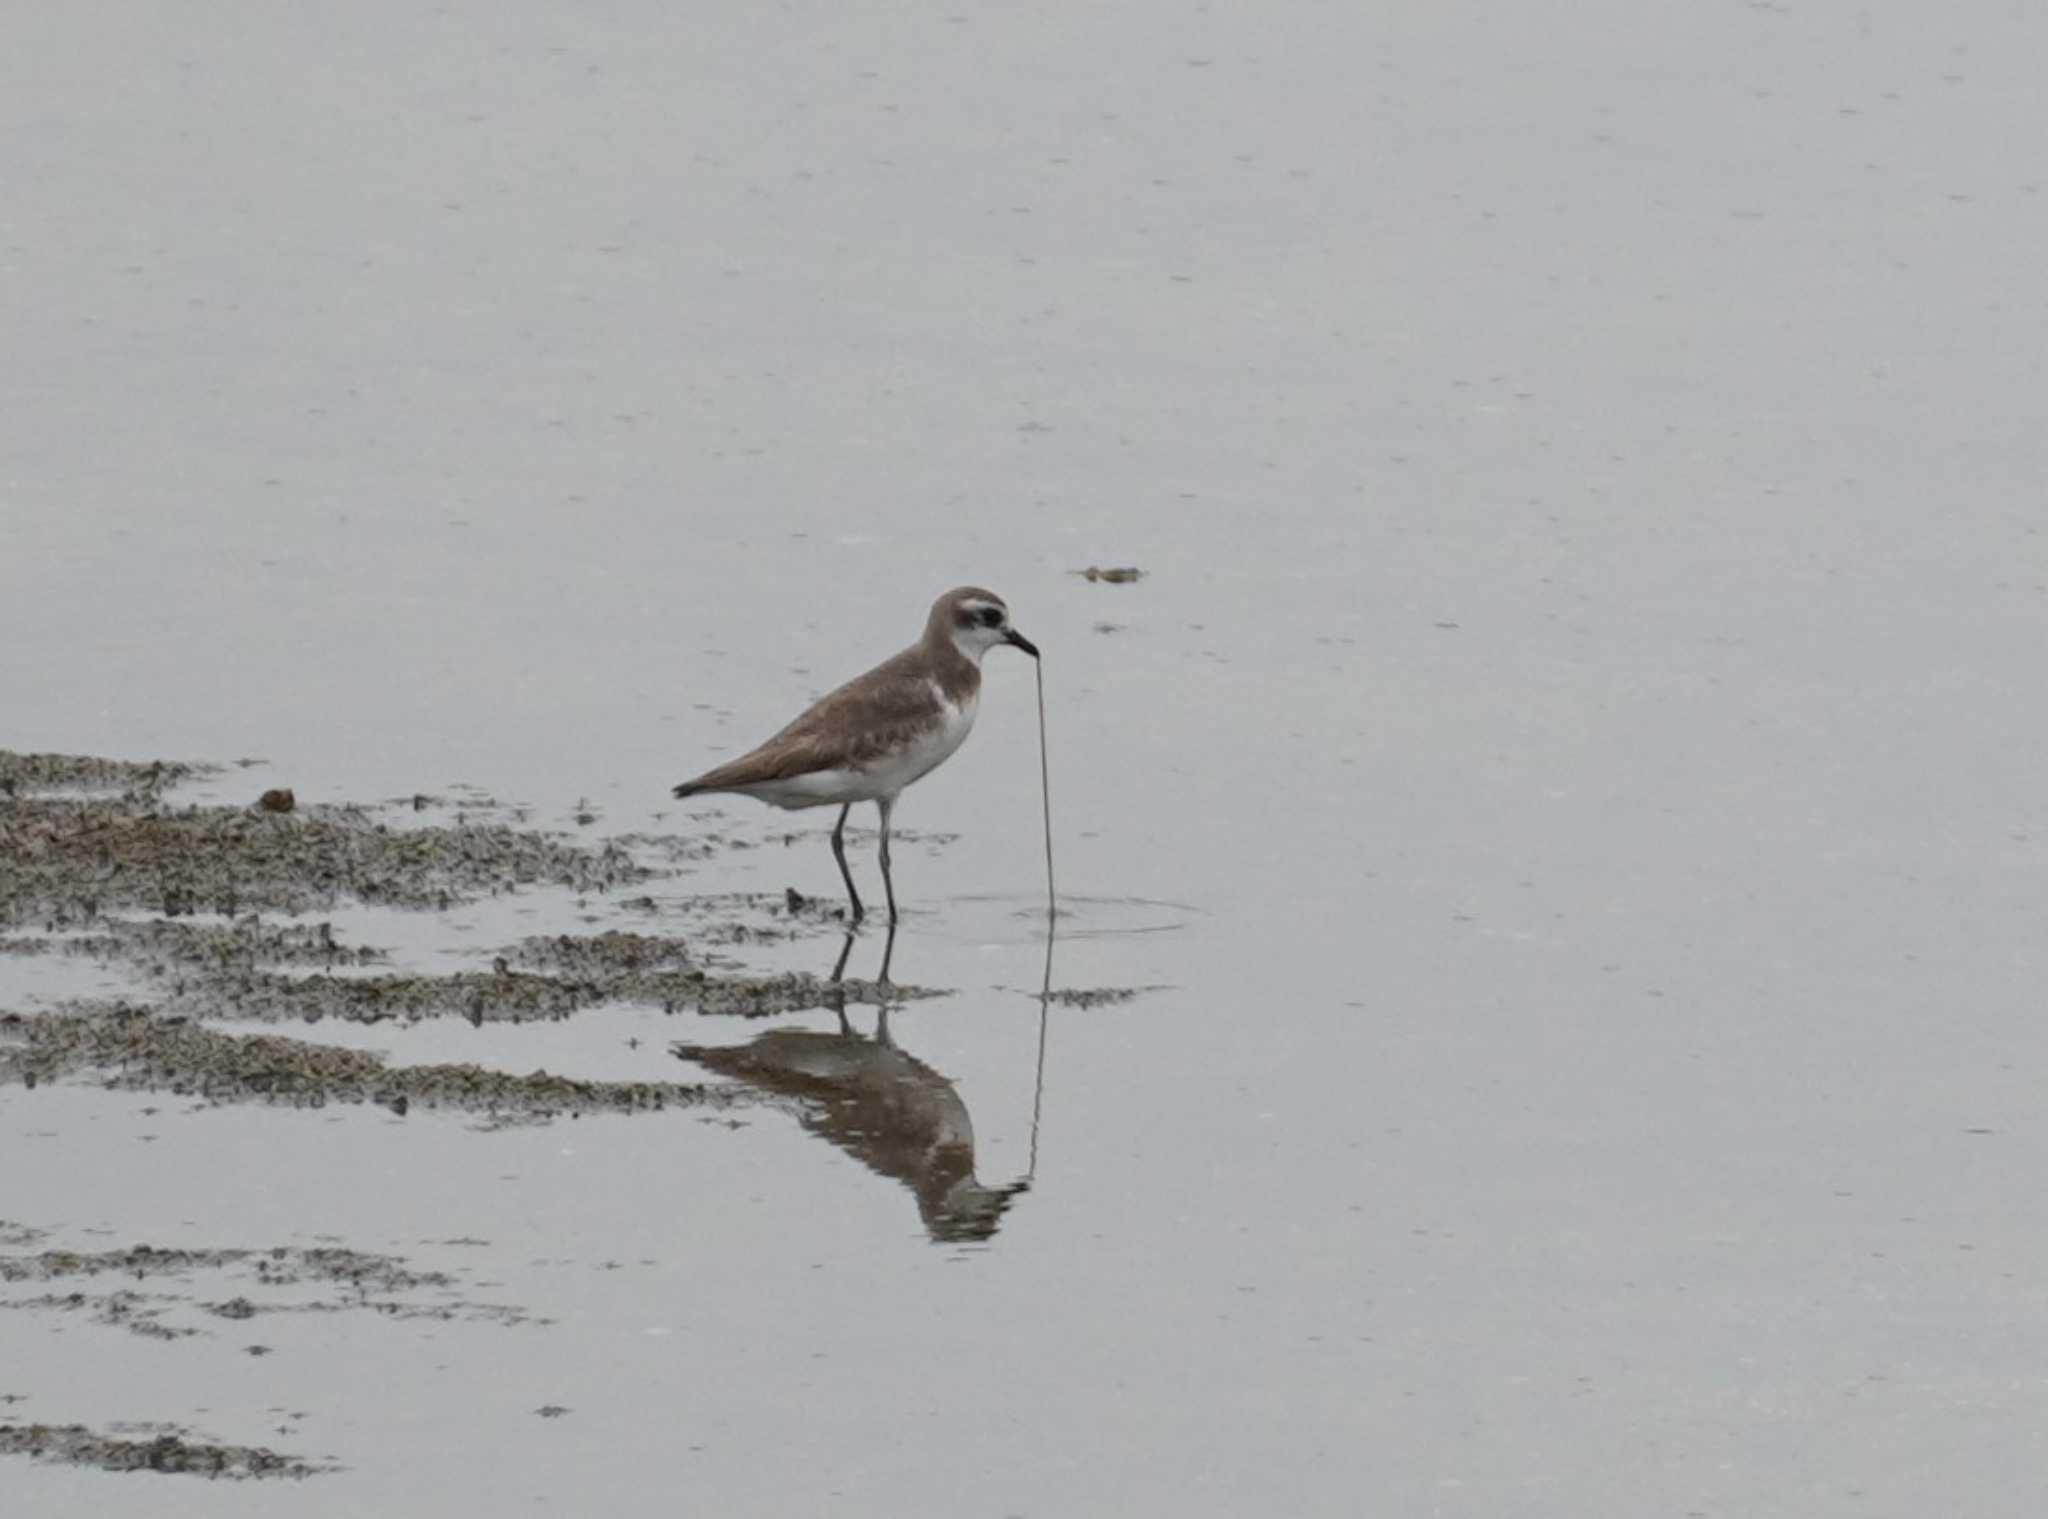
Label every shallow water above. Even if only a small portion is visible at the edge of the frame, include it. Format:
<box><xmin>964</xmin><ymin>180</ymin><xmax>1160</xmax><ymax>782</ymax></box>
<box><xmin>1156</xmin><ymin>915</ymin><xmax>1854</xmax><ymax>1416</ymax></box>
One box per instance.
<box><xmin>7</xmin><ymin>2</ymin><xmax>2048</xmax><ymax>1514</ymax></box>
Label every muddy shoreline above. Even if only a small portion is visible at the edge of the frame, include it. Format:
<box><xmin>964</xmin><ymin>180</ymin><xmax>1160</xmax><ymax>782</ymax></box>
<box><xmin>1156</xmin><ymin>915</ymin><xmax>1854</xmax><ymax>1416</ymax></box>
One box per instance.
<box><xmin>0</xmin><ymin>749</ymin><xmax>938</xmax><ymax>1114</ymax></box>
<box><xmin>0</xmin><ymin>747</ymin><xmax>942</xmax><ymax>1480</ymax></box>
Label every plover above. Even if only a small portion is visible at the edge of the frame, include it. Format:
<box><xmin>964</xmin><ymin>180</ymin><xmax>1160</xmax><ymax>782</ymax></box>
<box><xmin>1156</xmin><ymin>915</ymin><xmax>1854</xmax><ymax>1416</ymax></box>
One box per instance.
<box><xmin>671</xmin><ymin>586</ymin><xmax>1039</xmax><ymax>922</ymax></box>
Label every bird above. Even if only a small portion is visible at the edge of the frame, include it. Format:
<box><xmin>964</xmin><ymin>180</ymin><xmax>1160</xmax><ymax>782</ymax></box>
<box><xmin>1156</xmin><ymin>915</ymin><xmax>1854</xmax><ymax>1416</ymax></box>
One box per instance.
<box><xmin>671</xmin><ymin>586</ymin><xmax>1039</xmax><ymax>923</ymax></box>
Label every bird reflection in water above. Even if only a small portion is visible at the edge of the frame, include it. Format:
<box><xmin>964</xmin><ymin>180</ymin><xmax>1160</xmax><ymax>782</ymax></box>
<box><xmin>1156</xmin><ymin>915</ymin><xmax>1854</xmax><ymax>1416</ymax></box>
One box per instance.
<box><xmin>673</xmin><ymin>926</ymin><xmax>1047</xmax><ymax>1244</ymax></box>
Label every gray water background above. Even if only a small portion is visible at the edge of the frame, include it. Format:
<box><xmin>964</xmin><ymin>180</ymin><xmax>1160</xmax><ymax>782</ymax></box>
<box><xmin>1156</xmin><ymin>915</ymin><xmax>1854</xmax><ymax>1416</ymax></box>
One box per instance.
<box><xmin>4</xmin><ymin>4</ymin><xmax>2046</xmax><ymax>1514</ymax></box>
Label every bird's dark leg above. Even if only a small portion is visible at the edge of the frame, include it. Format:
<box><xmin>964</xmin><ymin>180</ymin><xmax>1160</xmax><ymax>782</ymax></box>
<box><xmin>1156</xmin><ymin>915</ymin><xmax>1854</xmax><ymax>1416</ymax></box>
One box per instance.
<box><xmin>876</xmin><ymin>919</ymin><xmax>898</xmax><ymax>988</ymax></box>
<box><xmin>830</xmin><ymin>804</ymin><xmax>864</xmax><ymax>922</ymax></box>
<box><xmin>876</xmin><ymin>795</ymin><xmax>898</xmax><ymax>924</ymax></box>
<box><xmin>827</xmin><ymin>930</ymin><xmax>855</xmax><ymax>1030</ymax></box>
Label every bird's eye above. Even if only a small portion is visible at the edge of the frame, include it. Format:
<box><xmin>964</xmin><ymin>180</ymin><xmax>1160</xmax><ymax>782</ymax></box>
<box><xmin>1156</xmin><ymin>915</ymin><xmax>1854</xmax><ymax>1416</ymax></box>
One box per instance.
<box><xmin>978</xmin><ymin>607</ymin><xmax>1004</xmax><ymax>628</ymax></box>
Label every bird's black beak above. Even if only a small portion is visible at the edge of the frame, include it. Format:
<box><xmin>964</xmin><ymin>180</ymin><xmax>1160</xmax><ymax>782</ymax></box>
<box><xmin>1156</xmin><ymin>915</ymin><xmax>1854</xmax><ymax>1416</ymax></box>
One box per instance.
<box><xmin>1005</xmin><ymin>628</ymin><xmax>1040</xmax><ymax>659</ymax></box>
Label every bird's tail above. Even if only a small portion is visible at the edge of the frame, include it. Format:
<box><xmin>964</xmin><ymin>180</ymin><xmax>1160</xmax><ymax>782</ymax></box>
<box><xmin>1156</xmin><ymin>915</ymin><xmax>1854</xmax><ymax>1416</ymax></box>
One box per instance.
<box><xmin>671</xmin><ymin>782</ymin><xmax>703</xmax><ymax>800</ymax></box>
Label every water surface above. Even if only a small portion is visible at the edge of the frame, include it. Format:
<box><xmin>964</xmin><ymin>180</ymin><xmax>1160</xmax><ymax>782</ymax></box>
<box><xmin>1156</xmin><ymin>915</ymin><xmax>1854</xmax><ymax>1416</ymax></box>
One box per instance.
<box><xmin>5</xmin><ymin>3</ymin><xmax>2047</xmax><ymax>1514</ymax></box>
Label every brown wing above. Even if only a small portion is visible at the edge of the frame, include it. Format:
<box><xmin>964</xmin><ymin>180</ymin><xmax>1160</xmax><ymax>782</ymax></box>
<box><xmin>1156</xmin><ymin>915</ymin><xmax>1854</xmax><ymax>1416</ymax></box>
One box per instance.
<box><xmin>673</xmin><ymin>647</ymin><xmax>951</xmax><ymax>795</ymax></box>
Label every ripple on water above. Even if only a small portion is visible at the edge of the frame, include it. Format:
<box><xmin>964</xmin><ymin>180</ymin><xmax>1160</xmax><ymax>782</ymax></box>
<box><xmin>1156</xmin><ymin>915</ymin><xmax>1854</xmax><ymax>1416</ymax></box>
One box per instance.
<box><xmin>936</xmin><ymin>893</ymin><xmax>1201</xmax><ymax>945</ymax></box>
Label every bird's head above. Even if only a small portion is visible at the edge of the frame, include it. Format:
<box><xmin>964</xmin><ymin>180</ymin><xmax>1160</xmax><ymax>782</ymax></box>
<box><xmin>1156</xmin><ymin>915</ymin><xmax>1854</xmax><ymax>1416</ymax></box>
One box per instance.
<box><xmin>932</xmin><ymin>586</ymin><xmax>1038</xmax><ymax>662</ymax></box>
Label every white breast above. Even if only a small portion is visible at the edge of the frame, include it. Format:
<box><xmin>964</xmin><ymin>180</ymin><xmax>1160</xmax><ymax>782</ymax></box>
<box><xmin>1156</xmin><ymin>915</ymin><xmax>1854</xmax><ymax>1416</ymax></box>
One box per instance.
<box><xmin>862</xmin><ymin>683</ymin><xmax>978</xmax><ymax>798</ymax></box>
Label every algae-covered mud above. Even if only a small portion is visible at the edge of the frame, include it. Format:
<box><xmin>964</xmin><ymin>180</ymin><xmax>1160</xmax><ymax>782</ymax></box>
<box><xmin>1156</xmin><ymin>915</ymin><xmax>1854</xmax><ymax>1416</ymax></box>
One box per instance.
<box><xmin>0</xmin><ymin>1422</ymin><xmax>325</xmax><ymax>1480</ymax></box>
<box><xmin>0</xmin><ymin>750</ymin><xmax>946</xmax><ymax>1108</ymax></box>
<box><xmin>0</xmin><ymin>749</ymin><xmax>647</xmax><ymax>923</ymax></box>
<box><xmin>2</xmin><ymin>1002</ymin><xmax>738</xmax><ymax>1119</ymax></box>
<box><xmin>0</xmin><ymin>1237</ymin><xmax>539</xmax><ymax>1339</ymax></box>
